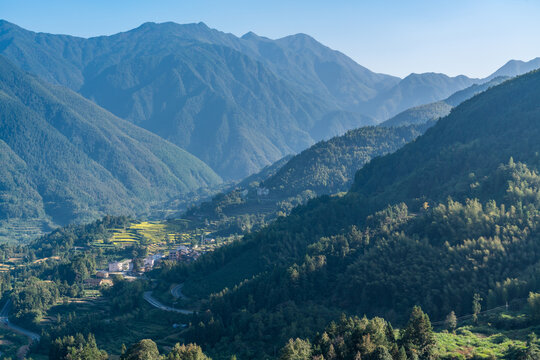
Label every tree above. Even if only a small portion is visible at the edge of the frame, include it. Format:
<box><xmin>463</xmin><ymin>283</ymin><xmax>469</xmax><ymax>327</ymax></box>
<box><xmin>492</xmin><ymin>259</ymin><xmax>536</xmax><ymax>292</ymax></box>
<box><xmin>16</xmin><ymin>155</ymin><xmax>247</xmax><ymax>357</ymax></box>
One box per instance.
<box><xmin>472</xmin><ymin>293</ymin><xmax>482</xmax><ymax>324</ymax></box>
<box><xmin>50</xmin><ymin>333</ymin><xmax>107</xmax><ymax>360</ymax></box>
<box><xmin>445</xmin><ymin>311</ymin><xmax>457</xmax><ymax>332</ymax></box>
<box><xmin>372</xmin><ymin>346</ymin><xmax>392</xmax><ymax>360</ymax></box>
<box><xmin>400</xmin><ymin>306</ymin><xmax>436</xmax><ymax>360</ymax></box>
<box><xmin>164</xmin><ymin>343</ymin><xmax>211</xmax><ymax>360</ymax></box>
<box><xmin>528</xmin><ymin>292</ymin><xmax>540</xmax><ymax>321</ymax></box>
<box><xmin>397</xmin><ymin>347</ymin><xmax>407</xmax><ymax>360</ymax></box>
<box><xmin>280</xmin><ymin>338</ymin><xmax>313</xmax><ymax>360</ymax></box>
<box><xmin>121</xmin><ymin>339</ymin><xmax>160</xmax><ymax>360</ymax></box>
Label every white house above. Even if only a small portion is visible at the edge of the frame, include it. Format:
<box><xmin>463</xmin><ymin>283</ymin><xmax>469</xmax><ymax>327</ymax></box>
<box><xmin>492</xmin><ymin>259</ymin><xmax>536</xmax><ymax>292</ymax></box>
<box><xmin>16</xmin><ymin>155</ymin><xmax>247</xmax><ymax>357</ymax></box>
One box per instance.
<box><xmin>108</xmin><ymin>259</ymin><xmax>133</xmax><ymax>272</ymax></box>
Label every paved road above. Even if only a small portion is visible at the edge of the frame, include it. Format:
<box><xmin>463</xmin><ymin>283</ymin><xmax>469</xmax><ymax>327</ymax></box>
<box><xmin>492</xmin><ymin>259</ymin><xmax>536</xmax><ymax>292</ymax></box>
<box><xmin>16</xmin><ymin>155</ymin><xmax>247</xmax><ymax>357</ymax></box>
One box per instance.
<box><xmin>170</xmin><ymin>283</ymin><xmax>188</xmax><ymax>300</ymax></box>
<box><xmin>143</xmin><ymin>291</ymin><xmax>193</xmax><ymax>314</ymax></box>
<box><xmin>0</xmin><ymin>299</ymin><xmax>41</xmax><ymax>342</ymax></box>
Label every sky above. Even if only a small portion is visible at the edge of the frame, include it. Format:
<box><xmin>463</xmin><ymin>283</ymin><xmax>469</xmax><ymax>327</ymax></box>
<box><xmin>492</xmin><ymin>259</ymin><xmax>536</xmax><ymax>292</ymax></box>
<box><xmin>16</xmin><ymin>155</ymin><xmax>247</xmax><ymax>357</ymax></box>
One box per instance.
<box><xmin>1</xmin><ymin>0</ymin><xmax>539</xmax><ymax>78</ymax></box>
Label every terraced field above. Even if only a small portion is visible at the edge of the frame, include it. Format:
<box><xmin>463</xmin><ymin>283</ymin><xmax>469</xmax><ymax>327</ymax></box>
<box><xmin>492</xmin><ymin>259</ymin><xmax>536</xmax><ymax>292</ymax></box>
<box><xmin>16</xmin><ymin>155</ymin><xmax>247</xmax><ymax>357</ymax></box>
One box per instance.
<box><xmin>90</xmin><ymin>220</ymin><xmax>204</xmax><ymax>254</ymax></box>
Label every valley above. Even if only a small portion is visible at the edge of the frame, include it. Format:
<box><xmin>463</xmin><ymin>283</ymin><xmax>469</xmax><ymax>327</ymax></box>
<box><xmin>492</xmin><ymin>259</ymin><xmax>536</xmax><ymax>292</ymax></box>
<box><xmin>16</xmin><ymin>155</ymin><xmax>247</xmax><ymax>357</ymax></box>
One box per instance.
<box><xmin>1</xmin><ymin>6</ymin><xmax>540</xmax><ymax>360</ymax></box>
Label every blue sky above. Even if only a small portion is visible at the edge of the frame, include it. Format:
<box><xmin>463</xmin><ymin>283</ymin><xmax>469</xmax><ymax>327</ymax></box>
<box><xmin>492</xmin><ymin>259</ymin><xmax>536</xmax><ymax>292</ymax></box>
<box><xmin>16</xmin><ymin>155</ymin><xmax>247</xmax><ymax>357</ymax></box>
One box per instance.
<box><xmin>1</xmin><ymin>0</ymin><xmax>539</xmax><ymax>78</ymax></box>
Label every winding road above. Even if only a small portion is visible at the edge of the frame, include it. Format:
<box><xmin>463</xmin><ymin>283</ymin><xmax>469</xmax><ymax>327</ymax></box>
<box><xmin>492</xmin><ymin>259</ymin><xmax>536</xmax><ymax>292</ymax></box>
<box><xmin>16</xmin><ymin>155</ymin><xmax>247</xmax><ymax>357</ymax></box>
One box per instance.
<box><xmin>170</xmin><ymin>283</ymin><xmax>188</xmax><ymax>300</ymax></box>
<box><xmin>143</xmin><ymin>291</ymin><xmax>193</xmax><ymax>314</ymax></box>
<box><xmin>0</xmin><ymin>299</ymin><xmax>40</xmax><ymax>359</ymax></box>
<box><xmin>0</xmin><ymin>300</ymin><xmax>40</xmax><ymax>342</ymax></box>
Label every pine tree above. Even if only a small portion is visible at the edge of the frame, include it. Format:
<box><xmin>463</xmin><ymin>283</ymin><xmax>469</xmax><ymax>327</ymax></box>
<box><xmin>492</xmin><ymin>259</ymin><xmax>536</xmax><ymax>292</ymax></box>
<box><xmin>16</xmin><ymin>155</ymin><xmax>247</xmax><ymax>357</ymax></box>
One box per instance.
<box><xmin>280</xmin><ymin>338</ymin><xmax>313</xmax><ymax>360</ymax></box>
<box><xmin>445</xmin><ymin>311</ymin><xmax>457</xmax><ymax>332</ymax></box>
<box><xmin>400</xmin><ymin>306</ymin><xmax>436</xmax><ymax>360</ymax></box>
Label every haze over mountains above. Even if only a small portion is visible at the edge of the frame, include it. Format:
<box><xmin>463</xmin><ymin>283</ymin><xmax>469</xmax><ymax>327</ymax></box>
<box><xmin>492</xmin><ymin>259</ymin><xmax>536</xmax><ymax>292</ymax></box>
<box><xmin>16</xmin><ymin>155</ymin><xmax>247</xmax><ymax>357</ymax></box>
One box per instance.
<box><xmin>380</xmin><ymin>76</ymin><xmax>510</xmax><ymax>127</ymax></box>
<box><xmin>0</xmin><ymin>55</ymin><xmax>221</xmax><ymax>239</ymax></box>
<box><xmin>2</xmin><ymin>20</ymin><xmax>538</xmax><ymax>181</ymax></box>
<box><xmin>1</xmin><ymin>19</ymin><xmax>540</xmax><ymax>242</ymax></box>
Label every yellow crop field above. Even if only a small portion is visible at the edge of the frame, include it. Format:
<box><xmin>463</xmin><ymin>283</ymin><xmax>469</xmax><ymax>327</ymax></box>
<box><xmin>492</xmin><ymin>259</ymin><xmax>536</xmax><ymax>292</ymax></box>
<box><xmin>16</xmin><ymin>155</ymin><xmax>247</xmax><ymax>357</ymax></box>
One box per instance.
<box><xmin>101</xmin><ymin>220</ymin><xmax>203</xmax><ymax>252</ymax></box>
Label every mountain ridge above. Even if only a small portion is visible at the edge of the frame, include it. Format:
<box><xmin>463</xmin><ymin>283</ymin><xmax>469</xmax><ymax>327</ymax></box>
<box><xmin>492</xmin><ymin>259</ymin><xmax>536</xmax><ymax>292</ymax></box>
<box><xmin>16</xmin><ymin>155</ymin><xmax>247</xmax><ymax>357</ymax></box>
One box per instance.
<box><xmin>0</xmin><ymin>55</ymin><xmax>222</xmax><ymax>240</ymax></box>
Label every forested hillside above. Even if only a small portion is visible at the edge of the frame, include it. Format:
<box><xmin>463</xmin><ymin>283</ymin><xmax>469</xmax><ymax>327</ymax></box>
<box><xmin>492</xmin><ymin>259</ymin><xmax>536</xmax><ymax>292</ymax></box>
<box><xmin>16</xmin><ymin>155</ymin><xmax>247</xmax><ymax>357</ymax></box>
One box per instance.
<box><xmin>0</xmin><ymin>55</ymin><xmax>221</xmax><ymax>241</ymax></box>
<box><xmin>155</xmin><ymin>69</ymin><xmax>540</xmax><ymax>358</ymax></box>
<box><xmin>380</xmin><ymin>76</ymin><xmax>509</xmax><ymax>128</ymax></box>
<box><xmin>184</xmin><ymin>122</ymin><xmax>431</xmax><ymax>236</ymax></box>
<box><xmin>263</xmin><ymin>123</ymin><xmax>432</xmax><ymax>197</ymax></box>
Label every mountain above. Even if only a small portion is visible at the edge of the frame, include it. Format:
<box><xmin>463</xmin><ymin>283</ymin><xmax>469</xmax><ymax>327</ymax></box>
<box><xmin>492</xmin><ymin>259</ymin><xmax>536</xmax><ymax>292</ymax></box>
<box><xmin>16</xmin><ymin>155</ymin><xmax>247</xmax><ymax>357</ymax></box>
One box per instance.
<box><xmin>236</xmin><ymin>155</ymin><xmax>294</xmax><ymax>189</ymax></box>
<box><xmin>379</xmin><ymin>101</ymin><xmax>452</xmax><ymax>128</ymax></box>
<box><xmin>0</xmin><ymin>20</ymin><xmax>390</xmax><ymax>180</ymax></box>
<box><xmin>6</xmin><ymin>20</ymin><xmax>525</xmax><ymax>180</ymax></box>
<box><xmin>380</xmin><ymin>76</ymin><xmax>510</xmax><ymax>127</ymax></box>
<box><xmin>366</xmin><ymin>72</ymin><xmax>478</xmax><ymax>120</ymax></box>
<box><xmin>239</xmin><ymin>31</ymin><xmax>400</xmax><ymax>109</ymax></box>
<box><xmin>263</xmin><ymin>123</ymin><xmax>432</xmax><ymax>197</ymax></box>
<box><xmin>161</xmin><ymin>69</ymin><xmax>540</xmax><ymax>357</ymax></box>
<box><xmin>488</xmin><ymin>57</ymin><xmax>540</xmax><ymax>80</ymax></box>
<box><xmin>184</xmin><ymin>122</ymin><xmax>431</xmax><ymax>238</ymax></box>
<box><xmin>0</xmin><ymin>55</ymin><xmax>221</xmax><ymax>240</ymax></box>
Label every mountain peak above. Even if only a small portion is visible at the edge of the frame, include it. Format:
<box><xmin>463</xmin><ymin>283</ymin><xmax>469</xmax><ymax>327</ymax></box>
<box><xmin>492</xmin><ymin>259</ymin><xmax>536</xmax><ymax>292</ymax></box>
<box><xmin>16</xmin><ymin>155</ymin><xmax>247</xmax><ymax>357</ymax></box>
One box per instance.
<box><xmin>133</xmin><ymin>21</ymin><xmax>209</xmax><ymax>32</ymax></box>
<box><xmin>241</xmin><ymin>31</ymin><xmax>259</xmax><ymax>40</ymax></box>
<box><xmin>279</xmin><ymin>32</ymin><xmax>318</xmax><ymax>44</ymax></box>
<box><xmin>489</xmin><ymin>57</ymin><xmax>540</xmax><ymax>79</ymax></box>
<box><xmin>0</xmin><ymin>19</ymin><xmax>25</xmax><ymax>33</ymax></box>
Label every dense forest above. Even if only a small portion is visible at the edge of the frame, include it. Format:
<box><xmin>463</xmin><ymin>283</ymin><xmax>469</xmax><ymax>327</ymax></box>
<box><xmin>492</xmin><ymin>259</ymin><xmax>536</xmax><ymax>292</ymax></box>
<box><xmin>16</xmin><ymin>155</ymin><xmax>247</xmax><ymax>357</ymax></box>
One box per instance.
<box><xmin>185</xmin><ymin>122</ymin><xmax>432</xmax><ymax>237</ymax></box>
<box><xmin>153</xmin><ymin>69</ymin><xmax>540</xmax><ymax>358</ymax></box>
<box><xmin>264</xmin><ymin>123</ymin><xmax>432</xmax><ymax>197</ymax></box>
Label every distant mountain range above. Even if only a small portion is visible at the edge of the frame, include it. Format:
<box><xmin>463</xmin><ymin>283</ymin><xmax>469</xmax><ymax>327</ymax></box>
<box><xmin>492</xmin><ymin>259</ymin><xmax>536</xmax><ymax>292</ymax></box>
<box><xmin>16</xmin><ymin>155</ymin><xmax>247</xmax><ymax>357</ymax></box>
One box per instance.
<box><xmin>380</xmin><ymin>76</ymin><xmax>510</xmax><ymax>127</ymax></box>
<box><xmin>0</xmin><ymin>55</ymin><xmax>221</xmax><ymax>240</ymax></box>
<box><xmin>0</xmin><ymin>20</ymin><xmax>385</xmax><ymax>179</ymax></box>
<box><xmin>2</xmin><ymin>20</ymin><xmax>538</xmax><ymax>180</ymax></box>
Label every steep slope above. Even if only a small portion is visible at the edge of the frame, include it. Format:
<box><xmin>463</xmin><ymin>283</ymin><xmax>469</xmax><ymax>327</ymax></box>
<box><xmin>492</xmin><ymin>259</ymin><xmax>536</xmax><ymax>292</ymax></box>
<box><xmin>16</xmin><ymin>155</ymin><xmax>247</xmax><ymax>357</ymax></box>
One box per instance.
<box><xmin>0</xmin><ymin>20</ymin><xmax>388</xmax><ymax>179</ymax></box>
<box><xmin>2</xmin><ymin>20</ymin><xmax>534</xmax><ymax>179</ymax></box>
<box><xmin>185</xmin><ymin>122</ymin><xmax>431</xmax><ymax>235</ymax></box>
<box><xmin>263</xmin><ymin>123</ymin><xmax>432</xmax><ymax>197</ymax></box>
<box><xmin>380</xmin><ymin>76</ymin><xmax>510</xmax><ymax>127</ymax></box>
<box><xmin>162</xmin><ymin>69</ymin><xmax>540</xmax><ymax>357</ymax></box>
<box><xmin>241</xmin><ymin>31</ymin><xmax>399</xmax><ymax>108</ymax></box>
<box><xmin>0</xmin><ymin>56</ymin><xmax>221</xmax><ymax>239</ymax></box>
<box><xmin>236</xmin><ymin>155</ymin><xmax>294</xmax><ymax>189</ymax></box>
<box><xmin>351</xmin><ymin>69</ymin><xmax>540</xmax><ymax>203</ymax></box>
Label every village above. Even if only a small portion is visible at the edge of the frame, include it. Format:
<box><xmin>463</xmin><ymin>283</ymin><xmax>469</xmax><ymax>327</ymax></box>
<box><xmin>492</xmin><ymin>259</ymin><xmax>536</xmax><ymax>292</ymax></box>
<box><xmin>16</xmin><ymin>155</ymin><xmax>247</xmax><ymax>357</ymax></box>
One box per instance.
<box><xmin>83</xmin><ymin>235</ymin><xmax>216</xmax><ymax>289</ymax></box>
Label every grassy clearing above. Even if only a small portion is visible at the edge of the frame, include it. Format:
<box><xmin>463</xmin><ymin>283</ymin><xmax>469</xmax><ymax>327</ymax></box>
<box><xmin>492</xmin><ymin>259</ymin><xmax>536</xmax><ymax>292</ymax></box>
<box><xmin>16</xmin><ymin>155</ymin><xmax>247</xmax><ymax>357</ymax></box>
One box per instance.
<box><xmin>436</xmin><ymin>327</ymin><xmax>525</xmax><ymax>359</ymax></box>
<box><xmin>434</xmin><ymin>308</ymin><xmax>540</xmax><ymax>359</ymax></box>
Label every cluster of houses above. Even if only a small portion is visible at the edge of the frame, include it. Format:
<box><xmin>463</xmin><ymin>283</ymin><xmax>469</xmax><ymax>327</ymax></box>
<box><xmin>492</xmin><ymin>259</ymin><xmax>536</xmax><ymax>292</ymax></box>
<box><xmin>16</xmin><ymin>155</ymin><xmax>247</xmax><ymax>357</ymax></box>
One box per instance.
<box><xmin>166</xmin><ymin>245</ymin><xmax>201</xmax><ymax>262</ymax></box>
<box><xmin>83</xmin><ymin>246</ymin><xmax>202</xmax><ymax>289</ymax></box>
<box><xmin>107</xmin><ymin>253</ymin><xmax>166</xmax><ymax>273</ymax></box>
